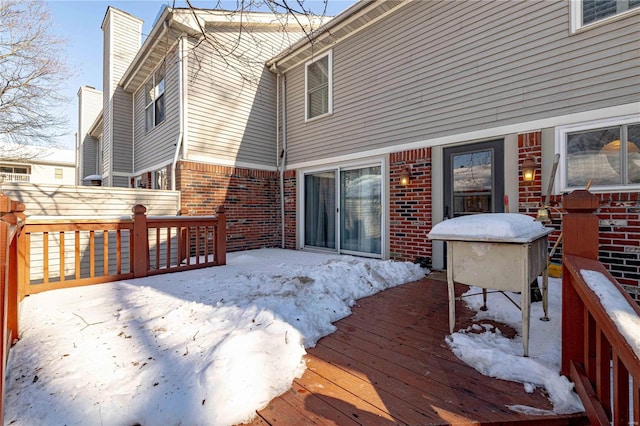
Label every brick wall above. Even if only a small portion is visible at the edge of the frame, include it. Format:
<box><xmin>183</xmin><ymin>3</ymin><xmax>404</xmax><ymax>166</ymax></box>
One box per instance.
<box><xmin>283</xmin><ymin>170</ymin><xmax>297</xmax><ymax>249</ymax></box>
<box><xmin>517</xmin><ymin>131</ymin><xmax>640</xmax><ymax>300</ymax></box>
<box><xmin>389</xmin><ymin>148</ymin><xmax>432</xmax><ymax>265</ymax></box>
<box><xmin>176</xmin><ymin>160</ymin><xmax>280</xmax><ymax>252</ymax></box>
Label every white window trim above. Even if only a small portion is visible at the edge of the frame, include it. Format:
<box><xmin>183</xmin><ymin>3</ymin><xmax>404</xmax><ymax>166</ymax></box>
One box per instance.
<box><xmin>297</xmin><ymin>155</ymin><xmax>387</xmax><ymax>259</ymax></box>
<box><xmin>144</xmin><ymin>65</ymin><xmax>166</xmax><ymax>132</ymax></box>
<box><xmin>570</xmin><ymin>0</ymin><xmax>640</xmax><ymax>34</ymax></box>
<box><xmin>304</xmin><ymin>50</ymin><xmax>333</xmax><ymax>122</ymax></box>
<box><xmin>555</xmin><ymin>114</ymin><xmax>640</xmax><ymax>192</ymax></box>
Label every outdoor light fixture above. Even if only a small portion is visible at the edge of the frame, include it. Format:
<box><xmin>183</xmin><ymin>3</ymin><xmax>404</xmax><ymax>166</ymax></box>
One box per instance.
<box><xmin>399</xmin><ymin>166</ymin><xmax>411</xmax><ymax>186</ymax></box>
<box><xmin>535</xmin><ymin>207</ymin><xmax>550</xmax><ymax>223</ymax></box>
<box><xmin>520</xmin><ymin>157</ymin><xmax>538</xmax><ymax>182</ymax></box>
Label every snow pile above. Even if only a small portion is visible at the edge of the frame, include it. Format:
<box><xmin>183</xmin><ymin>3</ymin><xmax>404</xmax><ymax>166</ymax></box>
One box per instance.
<box><xmin>428</xmin><ymin>213</ymin><xmax>548</xmax><ymax>240</ymax></box>
<box><xmin>447</xmin><ymin>278</ymin><xmax>585</xmax><ymax>415</ymax></box>
<box><xmin>4</xmin><ymin>249</ymin><xmax>426</xmax><ymax>426</ymax></box>
<box><xmin>581</xmin><ymin>269</ymin><xmax>640</xmax><ymax>360</ymax></box>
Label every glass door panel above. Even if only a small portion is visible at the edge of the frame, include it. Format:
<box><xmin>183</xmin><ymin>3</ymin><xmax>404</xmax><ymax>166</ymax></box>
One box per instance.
<box><xmin>304</xmin><ymin>171</ymin><xmax>336</xmax><ymax>249</ymax></box>
<box><xmin>340</xmin><ymin>166</ymin><xmax>382</xmax><ymax>255</ymax></box>
<box><xmin>452</xmin><ymin>149</ymin><xmax>493</xmax><ymax>216</ymax></box>
<box><xmin>443</xmin><ymin>139</ymin><xmax>504</xmax><ymax>219</ymax></box>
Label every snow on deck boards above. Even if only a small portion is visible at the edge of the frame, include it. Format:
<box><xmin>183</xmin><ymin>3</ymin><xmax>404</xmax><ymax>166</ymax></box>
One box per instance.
<box><xmin>247</xmin><ymin>276</ymin><xmax>589</xmax><ymax>426</ymax></box>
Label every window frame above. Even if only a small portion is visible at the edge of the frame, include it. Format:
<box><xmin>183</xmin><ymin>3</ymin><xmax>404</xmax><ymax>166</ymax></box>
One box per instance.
<box><xmin>570</xmin><ymin>0</ymin><xmax>640</xmax><ymax>33</ymax></box>
<box><xmin>144</xmin><ymin>64</ymin><xmax>166</xmax><ymax>132</ymax></box>
<box><xmin>556</xmin><ymin>115</ymin><xmax>640</xmax><ymax>192</ymax></box>
<box><xmin>304</xmin><ymin>50</ymin><xmax>333</xmax><ymax>122</ymax></box>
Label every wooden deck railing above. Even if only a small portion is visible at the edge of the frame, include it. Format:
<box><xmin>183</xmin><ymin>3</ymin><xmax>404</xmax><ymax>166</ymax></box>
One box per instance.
<box><xmin>18</xmin><ymin>204</ymin><xmax>226</xmax><ymax>298</ymax></box>
<box><xmin>0</xmin><ymin>195</ymin><xmax>25</xmax><ymax>418</ymax></box>
<box><xmin>0</xmin><ymin>195</ymin><xmax>226</xmax><ymax>420</ymax></box>
<box><xmin>561</xmin><ymin>190</ymin><xmax>640</xmax><ymax>425</ymax></box>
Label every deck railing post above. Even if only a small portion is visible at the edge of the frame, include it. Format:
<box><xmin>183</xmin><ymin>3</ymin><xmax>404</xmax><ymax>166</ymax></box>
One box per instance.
<box><xmin>561</xmin><ymin>190</ymin><xmax>599</xmax><ymax>376</ymax></box>
<box><xmin>215</xmin><ymin>205</ymin><xmax>226</xmax><ymax>266</ymax></box>
<box><xmin>132</xmin><ymin>205</ymin><xmax>149</xmax><ymax>278</ymax></box>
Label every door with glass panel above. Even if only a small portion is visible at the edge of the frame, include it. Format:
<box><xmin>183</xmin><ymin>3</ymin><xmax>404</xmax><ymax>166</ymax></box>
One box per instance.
<box><xmin>304</xmin><ymin>165</ymin><xmax>382</xmax><ymax>257</ymax></box>
<box><xmin>443</xmin><ymin>140</ymin><xmax>504</xmax><ymax>219</ymax></box>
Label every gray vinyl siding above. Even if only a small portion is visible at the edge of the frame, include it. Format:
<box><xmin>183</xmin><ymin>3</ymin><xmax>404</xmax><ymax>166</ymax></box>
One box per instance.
<box><xmin>103</xmin><ymin>8</ymin><xmax>141</xmax><ymax>186</ymax></box>
<box><xmin>112</xmin><ymin>87</ymin><xmax>133</xmax><ymax>175</ymax></box>
<box><xmin>185</xmin><ymin>28</ymin><xmax>284</xmax><ymax>168</ymax></box>
<box><xmin>133</xmin><ymin>46</ymin><xmax>181</xmax><ymax>173</ymax></box>
<box><xmin>82</xmin><ymin>137</ymin><xmax>98</xmax><ymax>177</ymax></box>
<box><xmin>284</xmin><ymin>0</ymin><xmax>640</xmax><ymax>164</ymax></box>
<box><xmin>77</xmin><ymin>87</ymin><xmax>102</xmax><ymax>182</ymax></box>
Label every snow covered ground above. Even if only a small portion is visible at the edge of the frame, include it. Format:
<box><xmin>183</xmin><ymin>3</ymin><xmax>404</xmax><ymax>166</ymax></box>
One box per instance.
<box><xmin>4</xmin><ymin>248</ymin><xmax>584</xmax><ymax>425</ymax></box>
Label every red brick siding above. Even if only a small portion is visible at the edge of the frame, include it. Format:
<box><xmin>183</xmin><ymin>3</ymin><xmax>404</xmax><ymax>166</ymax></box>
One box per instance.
<box><xmin>389</xmin><ymin>148</ymin><xmax>432</xmax><ymax>265</ymax></box>
<box><xmin>517</xmin><ymin>131</ymin><xmax>640</xmax><ymax>299</ymax></box>
<box><xmin>283</xmin><ymin>170</ymin><xmax>297</xmax><ymax>249</ymax></box>
<box><xmin>518</xmin><ymin>132</ymin><xmax>543</xmax><ymax>217</ymax></box>
<box><xmin>176</xmin><ymin>160</ymin><xmax>280</xmax><ymax>252</ymax></box>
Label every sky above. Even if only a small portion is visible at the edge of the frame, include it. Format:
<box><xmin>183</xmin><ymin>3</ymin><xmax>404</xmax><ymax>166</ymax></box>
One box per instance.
<box><xmin>3</xmin><ymin>242</ymin><xmax>594</xmax><ymax>425</ymax></box>
<box><xmin>44</xmin><ymin>0</ymin><xmax>357</xmax><ymax>151</ymax></box>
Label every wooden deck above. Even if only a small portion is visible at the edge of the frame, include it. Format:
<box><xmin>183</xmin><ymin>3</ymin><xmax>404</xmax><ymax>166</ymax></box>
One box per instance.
<box><xmin>246</xmin><ymin>274</ymin><xmax>588</xmax><ymax>425</ymax></box>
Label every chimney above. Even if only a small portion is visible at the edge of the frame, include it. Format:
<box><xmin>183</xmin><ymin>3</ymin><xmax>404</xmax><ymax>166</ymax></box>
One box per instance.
<box><xmin>77</xmin><ymin>86</ymin><xmax>102</xmax><ymax>185</ymax></box>
<box><xmin>101</xmin><ymin>7</ymin><xmax>142</xmax><ymax>187</ymax></box>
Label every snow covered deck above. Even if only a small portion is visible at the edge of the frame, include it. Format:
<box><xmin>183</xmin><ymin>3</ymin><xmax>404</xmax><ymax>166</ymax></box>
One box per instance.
<box><xmin>247</xmin><ymin>275</ymin><xmax>588</xmax><ymax>425</ymax></box>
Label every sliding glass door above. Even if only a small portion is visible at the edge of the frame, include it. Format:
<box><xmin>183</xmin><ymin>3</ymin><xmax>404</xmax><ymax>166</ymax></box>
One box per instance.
<box><xmin>304</xmin><ymin>164</ymin><xmax>382</xmax><ymax>257</ymax></box>
<box><xmin>304</xmin><ymin>171</ymin><xmax>336</xmax><ymax>249</ymax></box>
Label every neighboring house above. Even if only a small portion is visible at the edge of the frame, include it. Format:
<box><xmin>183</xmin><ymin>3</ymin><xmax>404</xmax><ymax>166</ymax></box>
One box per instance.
<box><xmin>1</xmin><ymin>147</ymin><xmax>76</xmax><ymax>185</ymax></box>
<box><xmin>266</xmin><ymin>1</ymin><xmax>640</xmax><ymax>296</ymax></box>
<box><xmin>77</xmin><ymin>6</ymin><xmax>321</xmax><ymax>250</ymax></box>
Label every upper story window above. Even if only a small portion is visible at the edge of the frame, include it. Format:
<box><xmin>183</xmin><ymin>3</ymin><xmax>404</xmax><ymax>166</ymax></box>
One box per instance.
<box><xmin>0</xmin><ymin>165</ymin><xmax>29</xmax><ymax>174</ymax></box>
<box><xmin>572</xmin><ymin>0</ymin><xmax>640</xmax><ymax>31</ymax></box>
<box><xmin>145</xmin><ymin>65</ymin><xmax>165</xmax><ymax>132</ymax></box>
<box><xmin>305</xmin><ymin>51</ymin><xmax>332</xmax><ymax>121</ymax></box>
<box><xmin>557</xmin><ymin>117</ymin><xmax>640</xmax><ymax>191</ymax></box>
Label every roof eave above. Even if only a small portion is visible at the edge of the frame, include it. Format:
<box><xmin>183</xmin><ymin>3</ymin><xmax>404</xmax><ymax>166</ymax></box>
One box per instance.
<box><xmin>267</xmin><ymin>0</ymin><xmax>409</xmax><ymax>73</ymax></box>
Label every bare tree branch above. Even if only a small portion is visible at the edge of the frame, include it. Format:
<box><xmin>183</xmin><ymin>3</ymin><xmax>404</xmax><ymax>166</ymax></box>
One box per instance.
<box><xmin>0</xmin><ymin>0</ymin><xmax>70</xmax><ymax>149</ymax></box>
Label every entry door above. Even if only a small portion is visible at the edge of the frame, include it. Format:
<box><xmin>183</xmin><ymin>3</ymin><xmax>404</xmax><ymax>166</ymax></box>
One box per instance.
<box><xmin>443</xmin><ymin>140</ymin><xmax>504</xmax><ymax>219</ymax></box>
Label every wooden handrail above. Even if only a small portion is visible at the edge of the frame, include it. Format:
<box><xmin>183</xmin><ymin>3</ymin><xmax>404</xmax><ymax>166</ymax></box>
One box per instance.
<box><xmin>562</xmin><ymin>190</ymin><xmax>640</xmax><ymax>425</ymax></box>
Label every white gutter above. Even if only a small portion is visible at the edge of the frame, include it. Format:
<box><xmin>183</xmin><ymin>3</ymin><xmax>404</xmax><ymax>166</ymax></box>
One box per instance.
<box><xmin>272</xmin><ymin>66</ymin><xmax>287</xmax><ymax>249</ymax></box>
<box><xmin>171</xmin><ymin>36</ymin><xmax>185</xmax><ymax>191</ymax></box>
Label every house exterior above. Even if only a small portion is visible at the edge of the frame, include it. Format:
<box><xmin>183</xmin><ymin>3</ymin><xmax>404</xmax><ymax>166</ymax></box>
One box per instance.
<box><xmin>1</xmin><ymin>147</ymin><xmax>76</xmax><ymax>185</ymax></box>
<box><xmin>79</xmin><ymin>1</ymin><xmax>640</xmax><ymax>297</ymax></box>
<box><xmin>266</xmin><ymin>0</ymin><xmax>640</xmax><ymax>297</ymax></box>
<box><xmin>77</xmin><ymin>6</ymin><xmax>321</xmax><ymax>250</ymax></box>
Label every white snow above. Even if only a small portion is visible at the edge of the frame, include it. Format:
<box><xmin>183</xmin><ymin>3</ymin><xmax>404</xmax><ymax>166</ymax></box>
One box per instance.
<box><xmin>4</xmin><ymin>249</ymin><xmax>425</xmax><ymax>425</ymax></box>
<box><xmin>447</xmin><ymin>277</ymin><xmax>585</xmax><ymax>415</ymax></box>
<box><xmin>4</xmin><ymin>248</ymin><xmax>588</xmax><ymax>424</ymax></box>
<box><xmin>428</xmin><ymin>213</ymin><xmax>548</xmax><ymax>240</ymax></box>
<box><xmin>580</xmin><ymin>269</ymin><xmax>640</xmax><ymax>360</ymax></box>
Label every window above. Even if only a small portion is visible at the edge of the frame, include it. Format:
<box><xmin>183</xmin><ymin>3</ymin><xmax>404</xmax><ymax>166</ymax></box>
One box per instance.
<box><xmin>572</xmin><ymin>0</ymin><xmax>640</xmax><ymax>31</ymax></box>
<box><xmin>558</xmin><ymin>117</ymin><xmax>640</xmax><ymax>190</ymax></box>
<box><xmin>0</xmin><ymin>165</ymin><xmax>29</xmax><ymax>174</ymax></box>
<box><xmin>145</xmin><ymin>65</ymin><xmax>165</xmax><ymax>131</ymax></box>
<box><xmin>305</xmin><ymin>51</ymin><xmax>332</xmax><ymax>120</ymax></box>
<box><xmin>154</xmin><ymin>169</ymin><xmax>168</xmax><ymax>190</ymax></box>
<box><xmin>54</xmin><ymin>168</ymin><xmax>63</xmax><ymax>179</ymax></box>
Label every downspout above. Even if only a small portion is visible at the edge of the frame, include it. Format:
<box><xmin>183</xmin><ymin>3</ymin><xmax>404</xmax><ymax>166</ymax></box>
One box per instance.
<box><xmin>171</xmin><ymin>35</ymin><xmax>185</xmax><ymax>192</ymax></box>
<box><xmin>272</xmin><ymin>65</ymin><xmax>287</xmax><ymax>249</ymax></box>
